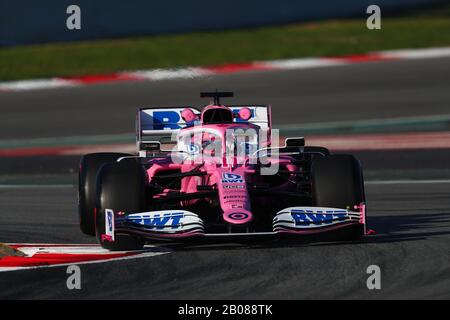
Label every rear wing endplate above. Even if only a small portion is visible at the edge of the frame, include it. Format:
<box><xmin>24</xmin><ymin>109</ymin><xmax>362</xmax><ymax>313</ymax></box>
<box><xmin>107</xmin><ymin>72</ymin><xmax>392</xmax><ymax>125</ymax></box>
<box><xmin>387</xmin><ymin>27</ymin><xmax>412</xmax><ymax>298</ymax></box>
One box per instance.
<box><xmin>136</xmin><ymin>107</ymin><xmax>201</xmax><ymax>154</ymax></box>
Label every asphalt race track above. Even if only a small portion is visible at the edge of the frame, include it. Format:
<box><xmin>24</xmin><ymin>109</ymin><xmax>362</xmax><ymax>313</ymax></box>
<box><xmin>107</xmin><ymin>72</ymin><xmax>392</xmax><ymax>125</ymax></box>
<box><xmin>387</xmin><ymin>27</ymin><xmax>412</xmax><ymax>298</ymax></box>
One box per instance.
<box><xmin>1</xmin><ymin>57</ymin><xmax>450</xmax><ymax>139</ymax></box>
<box><xmin>0</xmin><ymin>57</ymin><xmax>450</xmax><ymax>299</ymax></box>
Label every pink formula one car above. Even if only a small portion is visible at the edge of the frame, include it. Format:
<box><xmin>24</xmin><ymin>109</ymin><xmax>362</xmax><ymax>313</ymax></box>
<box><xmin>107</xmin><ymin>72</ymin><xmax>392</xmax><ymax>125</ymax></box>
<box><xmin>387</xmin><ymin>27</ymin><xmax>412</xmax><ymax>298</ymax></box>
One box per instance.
<box><xmin>78</xmin><ymin>92</ymin><xmax>367</xmax><ymax>250</ymax></box>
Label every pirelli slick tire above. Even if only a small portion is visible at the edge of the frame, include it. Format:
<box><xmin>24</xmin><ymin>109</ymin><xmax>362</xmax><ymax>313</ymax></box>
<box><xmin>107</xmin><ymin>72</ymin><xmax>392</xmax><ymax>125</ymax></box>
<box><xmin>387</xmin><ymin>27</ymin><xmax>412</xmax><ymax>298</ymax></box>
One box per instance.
<box><xmin>311</xmin><ymin>154</ymin><xmax>365</xmax><ymax>241</ymax></box>
<box><xmin>95</xmin><ymin>159</ymin><xmax>147</xmax><ymax>251</ymax></box>
<box><xmin>78</xmin><ymin>152</ymin><xmax>132</xmax><ymax>236</ymax></box>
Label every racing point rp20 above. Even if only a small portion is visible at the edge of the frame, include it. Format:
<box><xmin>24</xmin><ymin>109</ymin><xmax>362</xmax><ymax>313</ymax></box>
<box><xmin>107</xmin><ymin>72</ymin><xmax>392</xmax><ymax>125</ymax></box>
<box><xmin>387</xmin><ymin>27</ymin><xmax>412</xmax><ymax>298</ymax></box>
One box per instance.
<box><xmin>78</xmin><ymin>91</ymin><xmax>367</xmax><ymax>250</ymax></box>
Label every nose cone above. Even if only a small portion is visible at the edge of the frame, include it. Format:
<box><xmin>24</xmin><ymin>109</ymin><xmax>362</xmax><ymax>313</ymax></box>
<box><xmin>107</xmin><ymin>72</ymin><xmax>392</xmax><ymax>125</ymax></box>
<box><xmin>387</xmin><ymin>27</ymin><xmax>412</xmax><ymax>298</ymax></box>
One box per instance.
<box><xmin>223</xmin><ymin>209</ymin><xmax>252</xmax><ymax>225</ymax></box>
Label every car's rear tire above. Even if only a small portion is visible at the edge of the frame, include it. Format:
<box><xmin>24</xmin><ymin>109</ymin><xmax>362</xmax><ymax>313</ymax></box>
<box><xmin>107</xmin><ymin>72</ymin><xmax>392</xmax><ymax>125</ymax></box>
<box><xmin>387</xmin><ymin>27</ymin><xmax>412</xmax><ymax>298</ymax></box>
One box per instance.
<box><xmin>95</xmin><ymin>159</ymin><xmax>147</xmax><ymax>251</ymax></box>
<box><xmin>78</xmin><ymin>152</ymin><xmax>132</xmax><ymax>236</ymax></box>
<box><xmin>311</xmin><ymin>154</ymin><xmax>365</xmax><ymax>240</ymax></box>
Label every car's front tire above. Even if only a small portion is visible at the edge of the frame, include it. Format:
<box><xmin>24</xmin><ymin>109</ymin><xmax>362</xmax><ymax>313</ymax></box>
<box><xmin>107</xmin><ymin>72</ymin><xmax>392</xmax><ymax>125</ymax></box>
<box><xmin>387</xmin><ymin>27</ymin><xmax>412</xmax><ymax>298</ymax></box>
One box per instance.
<box><xmin>78</xmin><ymin>152</ymin><xmax>132</xmax><ymax>236</ymax></box>
<box><xmin>311</xmin><ymin>154</ymin><xmax>366</xmax><ymax>240</ymax></box>
<box><xmin>95</xmin><ymin>159</ymin><xmax>147</xmax><ymax>251</ymax></box>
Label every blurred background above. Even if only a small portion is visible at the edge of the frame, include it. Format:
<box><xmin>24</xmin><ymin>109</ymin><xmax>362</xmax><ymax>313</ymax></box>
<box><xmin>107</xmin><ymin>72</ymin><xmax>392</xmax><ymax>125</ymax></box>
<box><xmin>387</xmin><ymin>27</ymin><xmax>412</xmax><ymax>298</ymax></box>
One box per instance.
<box><xmin>0</xmin><ymin>0</ymin><xmax>449</xmax><ymax>79</ymax></box>
<box><xmin>0</xmin><ymin>0</ymin><xmax>450</xmax><ymax>299</ymax></box>
<box><xmin>0</xmin><ymin>0</ymin><xmax>449</xmax><ymax>181</ymax></box>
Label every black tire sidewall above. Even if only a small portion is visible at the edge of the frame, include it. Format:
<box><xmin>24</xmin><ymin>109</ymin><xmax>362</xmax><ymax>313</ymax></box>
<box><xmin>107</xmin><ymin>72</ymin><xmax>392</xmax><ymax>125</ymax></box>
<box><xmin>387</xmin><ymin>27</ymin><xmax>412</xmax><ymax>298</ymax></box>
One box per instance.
<box><xmin>311</xmin><ymin>154</ymin><xmax>366</xmax><ymax>240</ymax></box>
<box><xmin>95</xmin><ymin>159</ymin><xmax>147</xmax><ymax>251</ymax></box>
<box><xmin>312</xmin><ymin>154</ymin><xmax>365</xmax><ymax>209</ymax></box>
<box><xmin>78</xmin><ymin>152</ymin><xmax>132</xmax><ymax>236</ymax></box>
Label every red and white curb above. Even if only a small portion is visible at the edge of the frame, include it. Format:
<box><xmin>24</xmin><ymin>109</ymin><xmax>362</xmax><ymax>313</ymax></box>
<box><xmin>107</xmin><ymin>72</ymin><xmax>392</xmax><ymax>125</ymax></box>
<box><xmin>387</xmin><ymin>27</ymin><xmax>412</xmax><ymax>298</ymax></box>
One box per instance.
<box><xmin>0</xmin><ymin>244</ymin><xmax>170</xmax><ymax>272</ymax></box>
<box><xmin>1</xmin><ymin>47</ymin><xmax>450</xmax><ymax>92</ymax></box>
<box><xmin>1</xmin><ymin>131</ymin><xmax>449</xmax><ymax>157</ymax></box>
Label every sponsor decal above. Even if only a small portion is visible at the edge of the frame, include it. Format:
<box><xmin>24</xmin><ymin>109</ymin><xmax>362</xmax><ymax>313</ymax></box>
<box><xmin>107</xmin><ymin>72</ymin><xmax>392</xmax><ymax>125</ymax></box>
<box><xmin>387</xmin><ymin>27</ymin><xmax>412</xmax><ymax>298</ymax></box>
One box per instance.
<box><xmin>224</xmin><ymin>197</ymin><xmax>246</xmax><ymax>202</ymax></box>
<box><xmin>223</xmin><ymin>184</ymin><xmax>245</xmax><ymax>189</ymax></box>
<box><xmin>291</xmin><ymin>209</ymin><xmax>347</xmax><ymax>226</ymax></box>
<box><xmin>228</xmin><ymin>212</ymin><xmax>249</xmax><ymax>220</ymax></box>
<box><xmin>151</xmin><ymin>110</ymin><xmax>183</xmax><ymax>130</ymax></box>
<box><xmin>101</xmin><ymin>234</ymin><xmax>114</xmax><ymax>242</ymax></box>
<box><xmin>147</xmin><ymin>108</ymin><xmax>255</xmax><ymax>130</ymax></box>
<box><xmin>103</xmin><ymin>209</ymin><xmax>115</xmax><ymax>242</ymax></box>
<box><xmin>127</xmin><ymin>212</ymin><xmax>184</xmax><ymax>229</ymax></box>
<box><xmin>222</xmin><ymin>173</ymin><xmax>244</xmax><ymax>184</ymax></box>
<box><xmin>224</xmin><ymin>200</ymin><xmax>246</xmax><ymax>204</ymax></box>
<box><xmin>187</xmin><ymin>143</ymin><xmax>200</xmax><ymax>155</ymax></box>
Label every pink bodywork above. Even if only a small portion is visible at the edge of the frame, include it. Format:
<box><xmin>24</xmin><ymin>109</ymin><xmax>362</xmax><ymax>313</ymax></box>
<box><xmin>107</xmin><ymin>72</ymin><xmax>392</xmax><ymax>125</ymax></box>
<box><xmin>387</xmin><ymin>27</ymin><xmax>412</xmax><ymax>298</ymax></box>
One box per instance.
<box><xmin>143</xmin><ymin>104</ymin><xmax>293</xmax><ymax>226</ymax></box>
<box><xmin>139</xmin><ymin>103</ymin><xmax>367</xmax><ymax>235</ymax></box>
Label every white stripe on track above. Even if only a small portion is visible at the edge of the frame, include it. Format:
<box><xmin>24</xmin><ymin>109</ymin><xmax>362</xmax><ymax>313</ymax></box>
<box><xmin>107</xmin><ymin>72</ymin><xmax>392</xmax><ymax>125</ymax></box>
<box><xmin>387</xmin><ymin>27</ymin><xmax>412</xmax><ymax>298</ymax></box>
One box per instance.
<box><xmin>1</xmin><ymin>47</ymin><xmax>449</xmax><ymax>92</ymax></box>
<box><xmin>0</xmin><ymin>249</ymin><xmax>170</xmax><ymax>272</ymax></box>
<box><xmin>379</xmin><ymin>47</ymin><xmax>450</xmax><ymax>60</ymax></box>
<box><xmin>126</xmin><ymin>67</ymin><xmax>211</xmax><ymax>80</ymax></box>
<box><xmin>365</xmin><ymin>179</ymin><xmax>450</xmax><ymax>185</ymax></box>
<box><xmin>0</xmin><ymin>79</ymin><xmax>78</xmax><ymax>91</ymax></box>
<box><xmin>261</xmin><ymin>58</ymin><xmax>345</xmax><ymax>69</ymax></box>
<box><xmin>0</xmin><ymin>184</ymin><xmax>74</xmax><ymax>189</ymax></box>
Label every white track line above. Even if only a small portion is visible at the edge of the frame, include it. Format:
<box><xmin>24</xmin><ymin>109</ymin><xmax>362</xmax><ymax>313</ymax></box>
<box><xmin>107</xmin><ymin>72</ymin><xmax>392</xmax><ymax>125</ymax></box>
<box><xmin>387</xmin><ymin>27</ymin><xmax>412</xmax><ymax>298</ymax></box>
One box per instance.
<box><xmin>0</xmin><ymin>184</ymin><xmax>74</xmax><ymax>189</ymax></box>
<box><xmin>0</xmin><ymin>251</ymin><xmax>169</xmax><ymax>272</ymax></box>
<box><xmin>365</xmin><ymin>179</ymin><xmax>450</xmax><ymax>185</ymax></box>
<box><xmin>0</xmin><ymin>244</ymin><xmax>170</xmax><ymax>272</ymax></box>
<box><xmin>379</xmin><ymin>47</ymin><xmax>450</xmax><ymax>59</ymax></box>
<box><xmin>0</xmin><ymin>79</ymin><xmax>78</xmax><ymax>91</ymax></box>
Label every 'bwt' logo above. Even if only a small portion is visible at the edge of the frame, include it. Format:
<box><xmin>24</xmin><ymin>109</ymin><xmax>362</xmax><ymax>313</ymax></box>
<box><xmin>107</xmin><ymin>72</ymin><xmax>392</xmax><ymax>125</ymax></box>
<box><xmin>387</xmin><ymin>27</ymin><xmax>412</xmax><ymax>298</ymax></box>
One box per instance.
<box><xmin>107</xmin><ymin>211</ymin><xmax>113</xmax><ymax>232</ymax></box>
<box><xmin>128</xmin><ymin>213</ymin><xmax>183</xmax><ymax>229</ymax></box>
<box><xmin>291</xmin><ymin>209</ymin><xmax>347</xmax><ymax>226</ymax></box>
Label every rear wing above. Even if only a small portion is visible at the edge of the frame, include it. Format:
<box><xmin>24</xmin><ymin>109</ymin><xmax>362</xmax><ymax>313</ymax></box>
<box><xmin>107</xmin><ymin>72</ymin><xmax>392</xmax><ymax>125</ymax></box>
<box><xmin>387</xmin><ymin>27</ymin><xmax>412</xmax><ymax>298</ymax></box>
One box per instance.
<box><xmin>136</xmin><ymin>105</ymin><xmax>272</xmax><ymax>154</ymax></box>
<box><xmin>227</xmin><ymin>105</ymin><xmax>272</xmax><ymax>132</ymax></box>
<box><xmin>228</xmin><ymin>105</ymin><xmax>272</xmax><ymax>148</ymax></box>
<box><xmin>136</xmin><ymin>107</ymin><xmax>201</xmax><ymax>154</ymax></box>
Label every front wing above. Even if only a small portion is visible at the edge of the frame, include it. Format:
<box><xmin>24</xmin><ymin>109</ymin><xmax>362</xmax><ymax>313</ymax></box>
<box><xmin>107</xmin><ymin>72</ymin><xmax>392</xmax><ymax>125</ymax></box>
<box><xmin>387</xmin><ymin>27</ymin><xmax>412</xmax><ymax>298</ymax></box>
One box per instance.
<box><xmin>107</xmin><ymin>205</ymin><xmax>366</xmax><ymax>241</ymax></box>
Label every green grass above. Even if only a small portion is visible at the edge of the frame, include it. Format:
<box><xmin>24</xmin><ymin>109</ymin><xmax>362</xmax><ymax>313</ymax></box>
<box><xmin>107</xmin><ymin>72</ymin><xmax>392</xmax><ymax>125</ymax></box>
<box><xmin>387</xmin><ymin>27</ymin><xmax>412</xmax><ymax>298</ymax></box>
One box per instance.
<box><xmin>1</xmin><ymin>5</ymin><xmax>449</xmax><ymax>81</ymax></box>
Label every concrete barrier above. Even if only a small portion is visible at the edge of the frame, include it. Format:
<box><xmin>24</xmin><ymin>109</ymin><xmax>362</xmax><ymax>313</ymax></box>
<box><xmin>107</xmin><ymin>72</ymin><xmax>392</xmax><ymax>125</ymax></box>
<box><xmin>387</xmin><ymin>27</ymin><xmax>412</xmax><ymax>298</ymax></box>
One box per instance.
<box><xmin>0</xmin><ymin>0</ymin><xmax>447</xmax><ymax>47</ymax></box>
